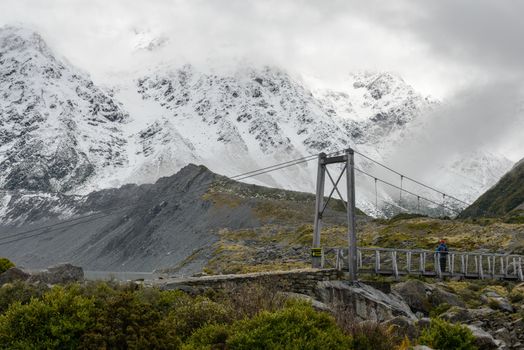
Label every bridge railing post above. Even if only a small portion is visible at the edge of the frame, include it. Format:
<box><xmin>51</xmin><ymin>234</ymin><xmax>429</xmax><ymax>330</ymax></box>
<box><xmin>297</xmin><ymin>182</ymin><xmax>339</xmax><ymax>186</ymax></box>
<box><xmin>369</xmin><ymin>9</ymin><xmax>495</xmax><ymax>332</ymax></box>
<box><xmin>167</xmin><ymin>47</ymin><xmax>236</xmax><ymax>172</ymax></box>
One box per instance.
<box><xmin>375</xmin><ymin>250</ymin><xmax>381</xmax><ymax>274</ymax></box>
<box><xmin>479</xmin><ymin>255</ymin><xmax>484</xmax><ymax>279</ymax></box>
<box><xmin>335</xmin><ymin>248</ymin><xmax>340</xmax><ymax>270</ymax></box>
<box><xmin>435</xmin><ymin>252</ymin><xmax>442</xmax><ymax>278</ymax></box>
<box><xmin>391</xmin><ymin>251</ymin><xmax>399</xmax><ymax>279</ymax></box>
<box><xmin>518</xmin><ymin>257</ymin><xmax>524</xmax><ymax>281</ymax></box>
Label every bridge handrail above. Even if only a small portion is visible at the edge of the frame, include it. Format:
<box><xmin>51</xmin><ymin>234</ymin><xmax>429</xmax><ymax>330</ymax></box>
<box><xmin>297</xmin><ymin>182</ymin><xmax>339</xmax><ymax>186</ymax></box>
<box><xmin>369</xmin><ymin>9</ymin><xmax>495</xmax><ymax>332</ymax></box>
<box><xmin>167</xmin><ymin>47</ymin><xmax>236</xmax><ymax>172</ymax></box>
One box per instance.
<box><xmin>324</xmin><ymin>246</ymin><xmax>523</xmax><ymax>258</ymax></box>
<box><xmin>321</xmin><ymin>246</ymin><xmax>524</xmax><ymax>281</ymax></box>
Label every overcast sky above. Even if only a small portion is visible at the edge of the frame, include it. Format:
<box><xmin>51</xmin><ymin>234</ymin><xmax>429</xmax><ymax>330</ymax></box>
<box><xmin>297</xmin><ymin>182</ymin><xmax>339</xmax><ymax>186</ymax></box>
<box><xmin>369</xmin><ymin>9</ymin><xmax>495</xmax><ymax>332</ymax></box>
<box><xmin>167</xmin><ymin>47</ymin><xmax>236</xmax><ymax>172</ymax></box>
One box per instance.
<box><xmin>1</xmin><ymin>0</ymin><xmax>523</xmax><ymax>160</ymax></box>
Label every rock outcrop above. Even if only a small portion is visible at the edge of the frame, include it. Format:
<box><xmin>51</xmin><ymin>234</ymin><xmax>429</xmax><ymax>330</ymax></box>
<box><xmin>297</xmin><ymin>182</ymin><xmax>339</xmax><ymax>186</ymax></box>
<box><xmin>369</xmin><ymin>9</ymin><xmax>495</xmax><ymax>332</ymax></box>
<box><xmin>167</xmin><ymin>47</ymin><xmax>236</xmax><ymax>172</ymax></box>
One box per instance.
<box><xmin>27</xmin><ymin>263</ymin><xmax>84</xmax><ymax>284</ymax></box>
<box><xmin>392</xmin><ymin>279</ymin><xmax>464</xmax><ymax>315</ymax></box>
<box><xmin>316</xmin><ymin>280</ymin><xmax>416</xmax><ymax>322</ymax></box>
<box><xmin>0</xmin><ymin>267</ymin><xmax>30</xmax><ymax>285</ymax></box>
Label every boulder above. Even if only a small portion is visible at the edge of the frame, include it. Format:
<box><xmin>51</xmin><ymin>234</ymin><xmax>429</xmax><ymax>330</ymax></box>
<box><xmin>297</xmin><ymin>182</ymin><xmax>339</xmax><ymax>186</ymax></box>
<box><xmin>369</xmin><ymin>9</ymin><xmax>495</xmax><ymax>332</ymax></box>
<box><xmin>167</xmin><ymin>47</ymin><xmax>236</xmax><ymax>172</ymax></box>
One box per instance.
<box><xmin>28</xmin><ymin>263</ymin><xmax>84</xmax><ymax>284</ymax></box>
<box><xmin>481</xmin><ymin>291</ymin><xmax>513</xmax><ymax>313</ymax></box>
<box><xmin>440</xmin><ymin>306</ymin><xmax>472</xmax><ymax>323</ymax></box>
<box><xmin>430</xmin><ymin>285</ymin><xmax>465</xmax><ymax>308</ymax></box>
<box><xmin>281</xmin><ymin>292</ymin><xmax>332</xmax><ymax>313</ymax></box>
<box><xmin>0</xmin><ymin>267</ymin><xmax>30</xmax><ymax>285</ymax></box>
<box><xmin>468</xmin><ymin>307</ymin><xmax>496</xmax><ymax>319</ymax></box>
<box><xmin>466</xmin><ymin>325</ymin><xmax>499</xmax><ymax>350</ymax></box>
<box><xmin>316</xmin><ymin>281</ymin><xmax>416</xmax><ymax>322</ymax></box>
<box><xmin>392</xmin><ymin>280</ymin><xmax>431</xmax><ymax>314</ymax></box>
<box><xmin>393</xmin><ymin>280</ymin><xmax>465</xmax><ymax>315</ymax></box>
<box><xmin>412</xmin><ymin>346</ymin><xmax>434</xmax><ymax>350</ymax></box>
<box><xmin>493</xmin><ymin>327</ymin><xmax>512</xmax><ymax>348</ymax></box>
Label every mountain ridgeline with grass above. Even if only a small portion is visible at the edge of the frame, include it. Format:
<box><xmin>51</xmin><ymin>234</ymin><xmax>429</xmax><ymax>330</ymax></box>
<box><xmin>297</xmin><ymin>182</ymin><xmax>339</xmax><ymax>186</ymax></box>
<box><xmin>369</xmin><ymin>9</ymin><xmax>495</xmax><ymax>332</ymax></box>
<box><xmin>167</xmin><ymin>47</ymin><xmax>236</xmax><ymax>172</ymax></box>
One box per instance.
<box><xmin>460</xmin><ymin>157</ymin><xmax>524</xmax><ymax>221</ymax></box>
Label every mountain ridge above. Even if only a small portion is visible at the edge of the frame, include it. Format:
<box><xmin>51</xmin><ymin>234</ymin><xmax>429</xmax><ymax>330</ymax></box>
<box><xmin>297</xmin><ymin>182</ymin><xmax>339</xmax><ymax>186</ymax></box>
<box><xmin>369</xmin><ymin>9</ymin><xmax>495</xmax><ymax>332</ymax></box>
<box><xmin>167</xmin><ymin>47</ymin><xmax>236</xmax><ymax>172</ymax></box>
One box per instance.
<box><xmin>0</xmin><ymin>25</ymin><xmax>514</xmax><ymax>217</ymax></box>
<box><xmin>0</xmin><ymin>163</ymin><xmax>352</xmax><ymax>272</ymax></box>
<box><xmin>460</xmin><ymin>156</ymin><xmax>524</xmax><ymax>219</ymax></box>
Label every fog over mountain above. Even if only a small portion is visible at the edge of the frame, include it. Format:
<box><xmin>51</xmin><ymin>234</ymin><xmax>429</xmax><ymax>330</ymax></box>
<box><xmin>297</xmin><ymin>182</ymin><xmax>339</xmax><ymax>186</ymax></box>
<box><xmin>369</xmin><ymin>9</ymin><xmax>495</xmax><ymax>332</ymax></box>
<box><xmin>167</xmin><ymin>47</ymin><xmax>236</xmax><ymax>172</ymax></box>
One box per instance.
<box><xmin>0</xmin><ymin>1</ymin><xmax>522</xmax><ymax>219</ymax></box>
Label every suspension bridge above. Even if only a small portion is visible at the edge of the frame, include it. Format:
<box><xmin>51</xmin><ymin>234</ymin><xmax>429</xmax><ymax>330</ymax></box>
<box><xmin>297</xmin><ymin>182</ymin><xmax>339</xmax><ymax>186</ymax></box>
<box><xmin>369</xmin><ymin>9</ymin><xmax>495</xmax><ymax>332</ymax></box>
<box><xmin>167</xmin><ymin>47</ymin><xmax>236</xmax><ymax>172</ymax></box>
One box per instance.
<box><xmin>0</xmin><ymin>147</ymin><xmax>522</xmax><ymax>282</ymax></box>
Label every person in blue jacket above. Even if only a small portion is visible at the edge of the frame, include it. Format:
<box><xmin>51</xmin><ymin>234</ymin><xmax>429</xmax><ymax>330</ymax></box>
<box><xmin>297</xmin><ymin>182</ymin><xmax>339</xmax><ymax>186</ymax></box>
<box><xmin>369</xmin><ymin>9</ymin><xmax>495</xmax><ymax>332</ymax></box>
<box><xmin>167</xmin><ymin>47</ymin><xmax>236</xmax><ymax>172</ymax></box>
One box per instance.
<box><xmin>436</xmin><ymin>239</ymin><xmax>449</xmax><ymax>273</ymax></box>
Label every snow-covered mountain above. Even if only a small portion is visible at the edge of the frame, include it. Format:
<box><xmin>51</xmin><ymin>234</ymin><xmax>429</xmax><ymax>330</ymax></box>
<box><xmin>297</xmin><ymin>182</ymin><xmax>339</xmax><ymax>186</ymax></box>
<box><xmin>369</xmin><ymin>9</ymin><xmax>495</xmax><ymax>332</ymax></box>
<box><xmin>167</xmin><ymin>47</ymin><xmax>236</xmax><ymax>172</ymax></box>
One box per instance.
<box><xmin>0</xmin><ymin>26</ymin><xmax>128</xmax><ymax>193</ymax></box>
<box><xmin>0</xmin><ymin>26</ymin><xmax>514</xmax><ymax>217</ymax></box>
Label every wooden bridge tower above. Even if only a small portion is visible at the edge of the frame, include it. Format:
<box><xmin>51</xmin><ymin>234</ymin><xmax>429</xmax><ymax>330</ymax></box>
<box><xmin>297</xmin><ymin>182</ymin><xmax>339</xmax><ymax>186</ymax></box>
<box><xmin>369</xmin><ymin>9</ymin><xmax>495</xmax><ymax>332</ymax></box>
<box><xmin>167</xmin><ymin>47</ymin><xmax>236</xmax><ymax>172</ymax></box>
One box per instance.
<box><xmin>312</xmin><ymin>148</ymin><xmax>358</xmax><ymax>282</ymax></box>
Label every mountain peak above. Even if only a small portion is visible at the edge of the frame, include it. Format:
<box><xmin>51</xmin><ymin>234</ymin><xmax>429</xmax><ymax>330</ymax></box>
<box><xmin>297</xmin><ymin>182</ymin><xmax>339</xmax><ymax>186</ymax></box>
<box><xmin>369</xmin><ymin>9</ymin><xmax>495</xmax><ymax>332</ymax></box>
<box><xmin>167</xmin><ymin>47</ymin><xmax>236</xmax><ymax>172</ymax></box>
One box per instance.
<box><xmin>0</xmin><ymin>26</ymin><xmax>52</xmax><ymax>57</ymax></box>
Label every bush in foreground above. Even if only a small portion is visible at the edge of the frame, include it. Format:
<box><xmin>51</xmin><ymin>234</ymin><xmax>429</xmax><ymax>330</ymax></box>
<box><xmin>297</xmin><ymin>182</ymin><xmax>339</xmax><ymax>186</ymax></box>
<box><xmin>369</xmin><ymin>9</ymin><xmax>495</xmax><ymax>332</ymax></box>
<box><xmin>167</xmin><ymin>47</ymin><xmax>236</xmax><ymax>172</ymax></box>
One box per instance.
<box><xmin>418</xmin><ymin>317</ymin><xmax>477</xmax><ymax>350</ymax></box>
<box><xmin>0</xmin><ymin>285</ymin><xmax>94</xmax><ymax>349</ymax></box>
<box><xmin>0</xmin><ymin>281</ymin><xmax>420</xmax><ymax>349</ymax></box>
<box><xmin>0</xmin><ymin>257</ymin><xmax>14</xmax><ymax>274</ymax></box>
<box><xmin>185</xmin><ymin>301</ymin><xmax>351</xmax><ymax>350</ymax></box>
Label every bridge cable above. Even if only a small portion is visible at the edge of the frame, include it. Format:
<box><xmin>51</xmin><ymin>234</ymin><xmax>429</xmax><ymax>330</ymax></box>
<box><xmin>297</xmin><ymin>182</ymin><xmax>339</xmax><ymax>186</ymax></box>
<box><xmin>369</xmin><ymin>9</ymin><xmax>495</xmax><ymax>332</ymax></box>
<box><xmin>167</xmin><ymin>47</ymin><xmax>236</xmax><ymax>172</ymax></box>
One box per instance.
<box><xmin>353</xmin><ymin>150</ymin><xmax>471</xmax><ymax>206</ymax></box>
<box><xmin>354</xmin><ymin>166</ymin><xmax>462</xmax><ymax>214</ymax></box>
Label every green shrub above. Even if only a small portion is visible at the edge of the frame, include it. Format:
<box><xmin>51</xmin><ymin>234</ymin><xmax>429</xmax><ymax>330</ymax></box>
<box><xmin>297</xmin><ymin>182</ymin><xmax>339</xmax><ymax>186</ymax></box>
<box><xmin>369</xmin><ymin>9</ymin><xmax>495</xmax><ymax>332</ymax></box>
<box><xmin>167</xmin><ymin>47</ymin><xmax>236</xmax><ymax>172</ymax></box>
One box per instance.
<box><xmin>0</xmin><ymin>285</ymin><xmax>95</xmax><ymax>349</ymax></box>
<box><xmin>0</xmin><ymin>282</ymin><xmax>184</xmax><ymax>349</ymax></box>
<box><xmin>0</xmin><ymin>281</ymin><xmax>49</xmax><ymax>313</ymax></box>
<box><xmin>182</xmin><ymin>323</ymin><xmax>230</xmax><ymax>350</ymax></box>
<box><xmin>348</xmin><ymin>322</ymin><xmax>400</xmax><ymax>350</ymax></box>
<box><xmin>216</xmin><ymin>282</ymin><xmax>287</xmax><ymax>319</ymax></box>
<box><xmin>418</xmin><ymin>318</ymin><xmax>477</xmax><ymax>350</ymax></box>
<box><xmin>162</xmin><ymin>295</ymin><xmax>232</xmax><ymax>341</ymax></box>
<box><xmin>0</xmin><ymin>257</ymin><xmax>14</xmax><ymax>274</ymax></box>
<box><xmin>226</xmin><ymin>302</ymin><xmax>351</xmax><ymax>350</ymax></box>
<box><xmin>429</xmin><ymin>302</ymin><xmax>452</xmax><ymax>318</ymax></box>
<box><xmin>78</xmin><ymin>285</ymin><xmax>180</xmax><ymax>349</ymax></box>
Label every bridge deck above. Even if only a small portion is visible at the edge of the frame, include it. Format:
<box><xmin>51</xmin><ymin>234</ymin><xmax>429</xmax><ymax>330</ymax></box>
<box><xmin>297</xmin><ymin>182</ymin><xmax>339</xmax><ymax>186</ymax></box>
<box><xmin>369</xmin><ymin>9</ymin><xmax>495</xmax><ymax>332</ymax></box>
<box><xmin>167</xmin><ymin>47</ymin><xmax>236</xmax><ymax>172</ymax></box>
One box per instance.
<box><xmin>322</xmin><ymin>247</ymin><xmax>524</xmax><ymax>281</ymax></box>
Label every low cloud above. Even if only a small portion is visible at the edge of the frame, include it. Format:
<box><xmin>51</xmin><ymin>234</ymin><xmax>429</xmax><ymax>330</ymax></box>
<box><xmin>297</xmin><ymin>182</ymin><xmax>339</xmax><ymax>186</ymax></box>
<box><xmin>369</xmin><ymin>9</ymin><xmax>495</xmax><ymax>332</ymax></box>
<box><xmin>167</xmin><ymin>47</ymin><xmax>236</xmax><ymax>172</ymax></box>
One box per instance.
<box><xmin>0</xmin><ymin>0</ymin><xmax>522</xmax><ymax>161</ymax></box>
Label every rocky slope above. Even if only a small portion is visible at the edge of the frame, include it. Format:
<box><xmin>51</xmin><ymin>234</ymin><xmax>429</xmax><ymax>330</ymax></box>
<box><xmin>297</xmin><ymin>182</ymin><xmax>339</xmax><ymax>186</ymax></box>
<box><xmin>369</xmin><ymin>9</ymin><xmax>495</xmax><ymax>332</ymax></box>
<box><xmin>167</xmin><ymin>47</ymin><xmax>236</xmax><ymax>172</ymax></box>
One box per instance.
<box><xmin>460</xmin><ymin>157</ymin><xmax>524</xmax><ymax>219</ymax></box>
<box><xmin>0</xmin><ymin>164</ymin><xmax>351</xmax><ymax>272</ymax></box>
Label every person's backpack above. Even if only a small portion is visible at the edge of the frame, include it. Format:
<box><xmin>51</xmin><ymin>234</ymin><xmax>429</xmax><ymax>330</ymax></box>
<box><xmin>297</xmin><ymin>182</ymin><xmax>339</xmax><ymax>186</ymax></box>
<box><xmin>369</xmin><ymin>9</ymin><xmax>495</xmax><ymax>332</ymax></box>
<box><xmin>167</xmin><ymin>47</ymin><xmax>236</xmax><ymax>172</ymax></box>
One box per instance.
<box><xmin>438</xmin><ymin>244</ymin><xmax>448</xmax><ymax>255</ymax></box>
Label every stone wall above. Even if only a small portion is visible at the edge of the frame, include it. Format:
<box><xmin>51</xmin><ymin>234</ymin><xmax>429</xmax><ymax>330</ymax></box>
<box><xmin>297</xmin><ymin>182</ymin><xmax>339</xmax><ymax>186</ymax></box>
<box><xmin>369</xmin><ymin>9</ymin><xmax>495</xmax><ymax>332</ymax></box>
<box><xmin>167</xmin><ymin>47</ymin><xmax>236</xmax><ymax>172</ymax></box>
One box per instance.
<box><xmin>158</xmin><ymin>268</ymin><xmax>341</xmax><ymax>296</ymax></box>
